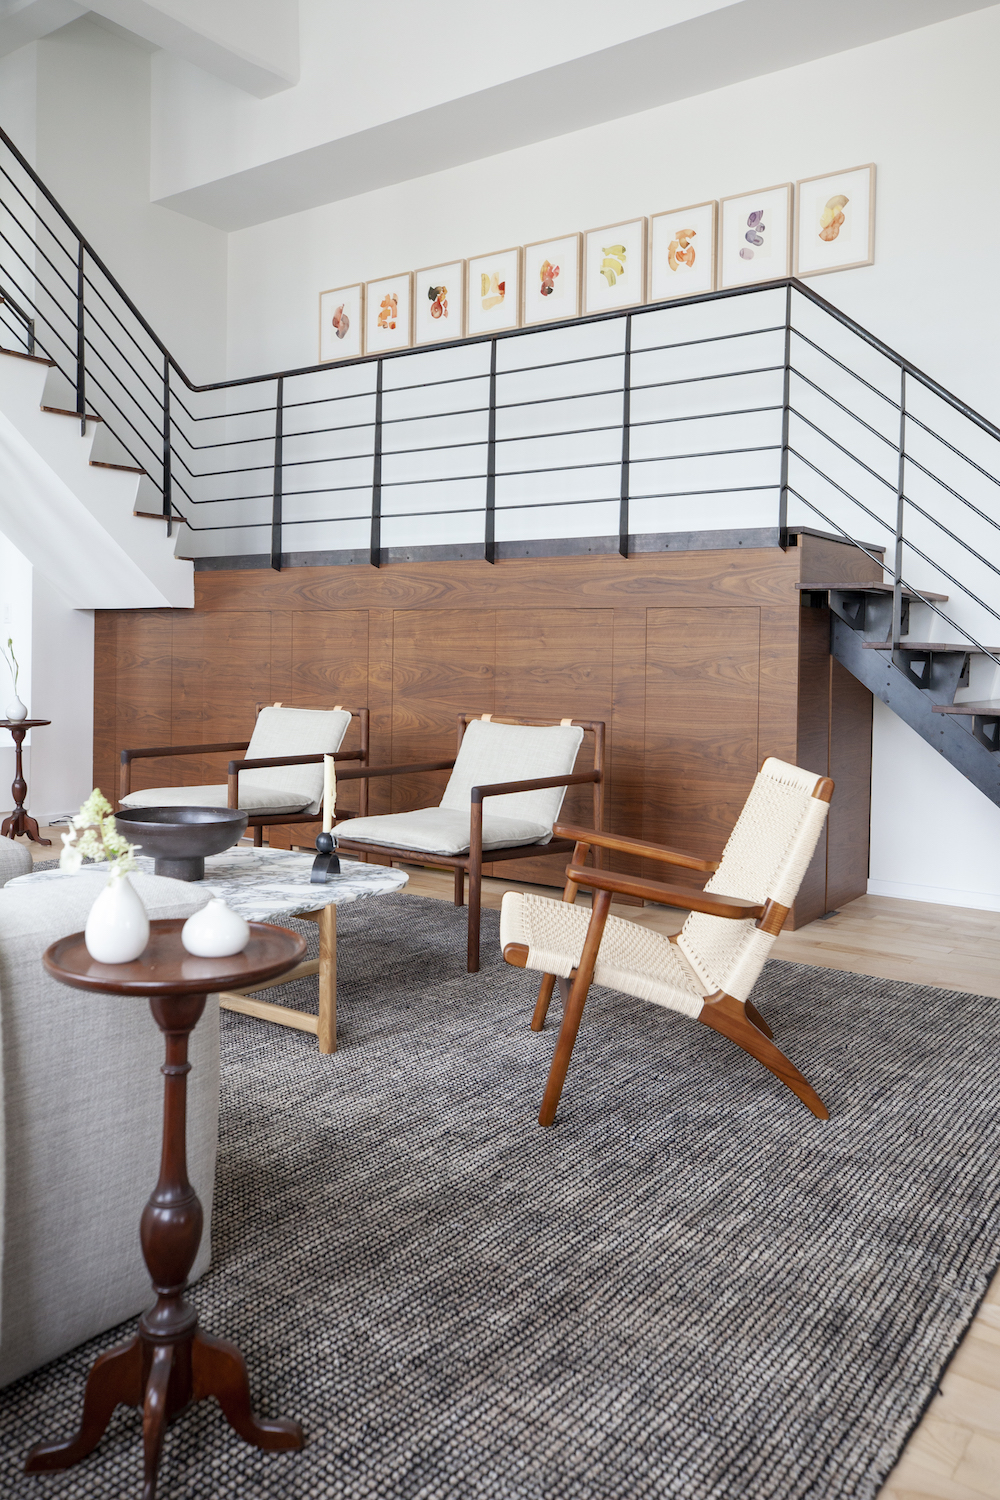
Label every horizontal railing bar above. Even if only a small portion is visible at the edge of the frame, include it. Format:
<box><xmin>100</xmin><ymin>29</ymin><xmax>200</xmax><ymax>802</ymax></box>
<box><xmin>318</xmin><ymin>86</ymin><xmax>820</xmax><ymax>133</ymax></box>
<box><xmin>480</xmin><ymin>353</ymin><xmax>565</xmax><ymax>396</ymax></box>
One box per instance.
<box><xmin>906</xmin><ymin>411</ymin><xmax>1000</xmax><ymax>491</ymax></box>
<box><xmin>902</xmin><ymin>494</ymin><xmax>1000</xmax><ymax>575</ymax></box>
<box><xmin>0</xmin><ymin>221</ymin><xmax>78</xmax><ymax>332</ymax></box>
<box><xmin>789</xmin><ymin>407</ymin><xmax>897</xmax><ymax>492</ymax></box>
<box><xmin>82</xmin><ymin>324</ymin><xmax>168</xmax><ymax>414</ymax></box>
<box><xmin>903</xmin><ymin>453</ymin><xmax>1000</xmax><ymax>534</ymax></box>
<box><xmin>897</xmin><ymin>534</ymin><xmax>1000</xmax><ymax>636</ymax></box>
<box><xmin>81</xmin><ymin>268</ymin><xmax>166</xmax><ymax>381</ymax></box>
<box><xmin>788</xmin><ymin>447</ymin><xmax>895</xmax><ymax>535</ymax></box>
<box><xmin>790</xmin><ymin>366</ymin><xmax>898</xmax><ymax>449</ymax></box>
<box><xmin>790</xmin><ymin>324</ymin><xmax>901</xmax><ymax>410</ymax></box>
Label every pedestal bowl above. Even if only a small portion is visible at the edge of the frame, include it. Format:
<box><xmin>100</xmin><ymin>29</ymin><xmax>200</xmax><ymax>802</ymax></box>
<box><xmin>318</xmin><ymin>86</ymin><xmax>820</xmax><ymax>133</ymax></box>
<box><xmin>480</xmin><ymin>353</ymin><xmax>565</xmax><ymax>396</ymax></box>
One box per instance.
<box><xmin>114</xmin><ymin>807</ymin><xmax>249</xmax><ymax>881</ymax></box>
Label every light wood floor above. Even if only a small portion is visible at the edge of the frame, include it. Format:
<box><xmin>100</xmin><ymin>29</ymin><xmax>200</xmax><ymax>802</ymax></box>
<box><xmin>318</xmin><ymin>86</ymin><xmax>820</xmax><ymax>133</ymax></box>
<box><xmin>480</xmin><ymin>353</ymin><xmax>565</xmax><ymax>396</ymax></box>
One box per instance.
<box><xmin>19</xmin><ymin>831</ymin><xmax>1000</xmax><ymax>1494</ymax></box>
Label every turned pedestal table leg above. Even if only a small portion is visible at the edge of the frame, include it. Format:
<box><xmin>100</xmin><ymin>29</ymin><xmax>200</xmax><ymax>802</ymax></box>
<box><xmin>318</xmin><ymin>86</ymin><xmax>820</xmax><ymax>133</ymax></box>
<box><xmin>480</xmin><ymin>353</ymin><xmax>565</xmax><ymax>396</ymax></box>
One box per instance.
<box><xmin>25</xmin><ymin>989</ymin><xmax>303</xmax><ymax>1497</ymax></box>
<box><xmin>0</xmin><ymin>725</ymin><xmax>50</xmax><ymax>844</ymax></box>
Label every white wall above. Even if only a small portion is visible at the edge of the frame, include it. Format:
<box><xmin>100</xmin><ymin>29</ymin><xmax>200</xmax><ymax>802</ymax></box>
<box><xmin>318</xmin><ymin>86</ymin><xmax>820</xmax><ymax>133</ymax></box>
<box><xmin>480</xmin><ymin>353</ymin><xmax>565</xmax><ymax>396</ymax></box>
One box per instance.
<box><xmin>221</xmin><ymin>5</ymin><xmax>1000</xmax><ymax>911</ymax></box>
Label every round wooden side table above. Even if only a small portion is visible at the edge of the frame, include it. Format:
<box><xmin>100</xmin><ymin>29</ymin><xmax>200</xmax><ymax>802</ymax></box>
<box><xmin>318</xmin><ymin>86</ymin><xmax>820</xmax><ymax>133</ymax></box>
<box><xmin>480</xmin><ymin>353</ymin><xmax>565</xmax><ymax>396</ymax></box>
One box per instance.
<box><xmin>25</xmin><ymin>918</ymin><xmax>308</xmax><ymax>1500</ymax></box>
<box><xmin>0</xmin><ymin>717</ymin><xmax>51</xmax><ymax>844</ymax></box>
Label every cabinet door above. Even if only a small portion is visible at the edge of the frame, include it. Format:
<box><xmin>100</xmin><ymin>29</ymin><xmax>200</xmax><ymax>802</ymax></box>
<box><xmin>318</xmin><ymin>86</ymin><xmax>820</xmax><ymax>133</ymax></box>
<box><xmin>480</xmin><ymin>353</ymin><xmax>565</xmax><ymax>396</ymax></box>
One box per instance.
<box><xmin>643</xmin><ymin>606</ymin><xmax>760</xmax><ymax>885</ymax></box>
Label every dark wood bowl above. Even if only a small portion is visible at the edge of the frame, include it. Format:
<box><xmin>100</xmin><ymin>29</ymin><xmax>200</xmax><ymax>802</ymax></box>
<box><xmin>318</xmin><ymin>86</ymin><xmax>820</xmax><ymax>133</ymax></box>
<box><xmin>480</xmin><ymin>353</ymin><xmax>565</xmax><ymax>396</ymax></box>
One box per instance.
<box><xmin>114</xmin><ymin>806</ymin><xmax>249</xmax><ymax>881</ymax></box>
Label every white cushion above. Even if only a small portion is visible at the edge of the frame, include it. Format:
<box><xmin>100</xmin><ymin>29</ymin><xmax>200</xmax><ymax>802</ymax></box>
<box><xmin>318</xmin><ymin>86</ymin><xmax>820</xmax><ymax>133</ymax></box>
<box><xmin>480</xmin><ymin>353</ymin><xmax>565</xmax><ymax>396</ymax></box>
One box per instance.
<box><xmin>121</xmin><ymin>783</ymin><xmax>309</xmax><ymax>814</ymax></box>
<box><xmin>338</xmin><ymin>806</ymin><xmax>550</xmax><ymax>856</ymax></box>
<box><xmin>242</xmin><ymin>706</ymin><xmax>352</xmax><ymax>817</ymax></box>
<box><xmin>440</xmin><ymin>719</ymin><xmax>585</xmax><ymax>841</ymax></box>
<box><xmin>0</xmin><ymin>841</ymin><xmax>31</xmax><ymax>887</ymax></box>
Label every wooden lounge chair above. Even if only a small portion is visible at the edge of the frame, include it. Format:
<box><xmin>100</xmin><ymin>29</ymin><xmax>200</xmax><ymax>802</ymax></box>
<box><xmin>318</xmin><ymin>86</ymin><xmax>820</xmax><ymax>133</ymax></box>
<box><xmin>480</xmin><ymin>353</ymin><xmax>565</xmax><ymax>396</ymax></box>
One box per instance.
<box><xmin>335</xmin><ymin>713</ymin><xmax>605</xmax><ymax>972</ymax></box>
<box><xmin>500</xmin><ymin>757</ymin><xmax>834</xmax><ymax>1124</ymax></box>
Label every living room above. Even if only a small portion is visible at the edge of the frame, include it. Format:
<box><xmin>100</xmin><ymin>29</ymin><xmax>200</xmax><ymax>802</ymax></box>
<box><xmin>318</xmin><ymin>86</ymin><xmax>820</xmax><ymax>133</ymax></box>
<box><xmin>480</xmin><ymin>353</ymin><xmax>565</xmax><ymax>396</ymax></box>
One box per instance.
<box><xmin>1</xmin><ymin>3</ymin><xmax>1000</xmax><ymax>1497</ymax></box>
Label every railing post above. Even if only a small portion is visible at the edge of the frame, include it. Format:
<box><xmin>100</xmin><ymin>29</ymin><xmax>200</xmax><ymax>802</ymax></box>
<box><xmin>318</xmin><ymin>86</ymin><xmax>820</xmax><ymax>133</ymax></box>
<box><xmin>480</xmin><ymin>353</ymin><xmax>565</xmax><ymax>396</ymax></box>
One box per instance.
<box><xmin>484</xmin><ymin>339</ymin><xmax>497</xmax><ymax>564</ymax></box>
<box><xmin>619</xmin><ymin>313</ymin><xmax>632</xmax><ymax>559</ymax></box>
<box><xmin>76</xmin><ymin>241</ymin><xmax>85</xmax><ymax>432</ymax></box>
<box><xmin>778</xmin><ymin>281</ymin><xmax>792</xmax><ymax>548</ymax></box>
<box><xmin>370</xmin><ymin>358</ymin><xmax>383</xmax><ymax>568</ymax></box>
<box><xmin>270</xmin><ymin>374</ymin><xmax>283</xmax><ymax>572</ymax></box>
<box><xmin>891</xmin><ymin>369</ymin><xmax>907</xmax><ymax>647</ymax></box>
<box><xmin>162</xmin><ymin>356</ymin><xmax>172</xmax><ymax>538</ymax></box>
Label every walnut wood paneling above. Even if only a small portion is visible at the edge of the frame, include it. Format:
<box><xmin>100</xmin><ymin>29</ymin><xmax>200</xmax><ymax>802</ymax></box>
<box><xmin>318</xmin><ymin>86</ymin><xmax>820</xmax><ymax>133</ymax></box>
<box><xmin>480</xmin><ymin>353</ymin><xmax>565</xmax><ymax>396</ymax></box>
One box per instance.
<box><xmin>390</xmin><ymin>610</ymin><xmax>495</xmax><ymax>814</ymax></box>
<box><xmin>643</xmin><ymin>607</ymin><xmax>761</xmax><ymax>885</ymax></box>
<box><xmin>488</xmin><ymin>608</ymin><xmax>613</xmax><ymax>885</ymax></box>
<box><xmin>100</xmin><ymin>540</ymin><xmax>876</xmax><ymax>929</ymax></box>
<box><xmin>93</xmin><ymin>610</ymin><xmax>117</xmax><ymax>801</ymax></box>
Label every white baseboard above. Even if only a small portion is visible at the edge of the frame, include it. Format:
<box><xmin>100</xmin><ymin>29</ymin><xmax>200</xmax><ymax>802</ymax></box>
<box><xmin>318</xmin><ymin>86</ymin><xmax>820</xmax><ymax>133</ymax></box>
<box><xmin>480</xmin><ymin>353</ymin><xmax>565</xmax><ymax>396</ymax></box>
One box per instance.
<box><xmin>867</xmin><ymin>878</ymin><xmax>1000</xmax><ymax>913</ymax></box>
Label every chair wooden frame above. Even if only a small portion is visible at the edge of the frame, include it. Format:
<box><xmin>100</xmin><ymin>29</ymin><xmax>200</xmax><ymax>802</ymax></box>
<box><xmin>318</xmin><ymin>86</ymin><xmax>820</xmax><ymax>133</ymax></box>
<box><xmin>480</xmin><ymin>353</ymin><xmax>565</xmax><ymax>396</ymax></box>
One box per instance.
<box><xmin>334</xmin><ymin>714</ymin><xmax>606</xmax><ymax>973</ymax></box>
<box><xmin>119</xmin><ymin>706</ymin><xmax>370</xmax><ymax>844</ymax></box>
<box><xmin>503</xmin><ymin>790</ymin><xmax>833</xmax><ymax>1126</ymax></box>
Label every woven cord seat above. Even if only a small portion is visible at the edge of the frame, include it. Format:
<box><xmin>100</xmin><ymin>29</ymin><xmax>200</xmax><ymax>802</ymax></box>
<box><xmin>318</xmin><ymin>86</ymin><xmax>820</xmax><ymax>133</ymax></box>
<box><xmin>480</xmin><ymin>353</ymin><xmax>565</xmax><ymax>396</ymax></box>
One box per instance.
<box><xmin>500</xmin><ymin>757</ymin><xmax>834</xmax><ymax>1125</ymax></box>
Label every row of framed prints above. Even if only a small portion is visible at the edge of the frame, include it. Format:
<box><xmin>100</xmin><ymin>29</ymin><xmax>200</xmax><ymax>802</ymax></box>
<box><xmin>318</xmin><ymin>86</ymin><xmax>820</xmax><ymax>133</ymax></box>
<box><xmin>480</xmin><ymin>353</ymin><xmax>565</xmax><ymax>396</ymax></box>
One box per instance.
<box><xmin>319</xmin><ymin>163</ymin><xmax>875</xmax><ymax>363</ymax></box>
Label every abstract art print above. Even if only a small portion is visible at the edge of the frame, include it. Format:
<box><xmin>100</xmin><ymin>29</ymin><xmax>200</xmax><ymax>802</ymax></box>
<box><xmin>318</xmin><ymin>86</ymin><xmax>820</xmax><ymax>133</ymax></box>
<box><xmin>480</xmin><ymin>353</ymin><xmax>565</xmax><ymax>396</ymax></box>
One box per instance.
<box><xmin>649</xmin><ymin>201</ymin><xmax>717</xmax><ymax>301</ymax></box>
<box><xmin>584</xmin><ymin>218</ymin><xmax>647</xmax><ymax>314</ymax></box>
<box><xmin>719</xmin><ymin>184</ymin><xmax>792</xmax><ymax>288</ymax></box>
<box><xmin>319</xmin><ymin>283</ymin><xmax>364</xmax><ymax>362</ymax></box>
<box><xmin>466</xmin><ymin>247</ymin><xmax>522</xmax><ymax>336</ymax></box>
<box><xmin>413</xmin><ymin>260</ymin><xmax>466</xmax><ymax>345</ymax></box>
<box><xmin>522</xmin><ymin>233</ymin><xmax>582</xmax><ymax>325</ymax></box>
<box><xmin>364</xmin><ymin>271</ymin><xmax>413</xmax><ymax>354</ymax></box>
<box><xmin>795</xmin><ymin>164</ymin><xmax>875</xmax><ymax>278</ymax></box>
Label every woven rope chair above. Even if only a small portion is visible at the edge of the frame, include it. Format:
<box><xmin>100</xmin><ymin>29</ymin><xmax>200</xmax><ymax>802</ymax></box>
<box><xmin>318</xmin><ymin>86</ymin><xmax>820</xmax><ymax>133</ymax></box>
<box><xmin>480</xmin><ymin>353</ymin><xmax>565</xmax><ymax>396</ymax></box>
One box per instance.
<box><xmin>500</xmin><ymin>757</ymin><xmax>834</xmax><ymax>1125</ymax></box>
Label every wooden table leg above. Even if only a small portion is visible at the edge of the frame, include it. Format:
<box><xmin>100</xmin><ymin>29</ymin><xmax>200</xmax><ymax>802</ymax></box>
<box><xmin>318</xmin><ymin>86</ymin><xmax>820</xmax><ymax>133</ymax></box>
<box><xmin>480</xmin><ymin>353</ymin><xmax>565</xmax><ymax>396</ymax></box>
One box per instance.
<box><xmin>317</xmin><ymin>903</ymin><xmax>337</xmax><ymax>1054</ymax></box>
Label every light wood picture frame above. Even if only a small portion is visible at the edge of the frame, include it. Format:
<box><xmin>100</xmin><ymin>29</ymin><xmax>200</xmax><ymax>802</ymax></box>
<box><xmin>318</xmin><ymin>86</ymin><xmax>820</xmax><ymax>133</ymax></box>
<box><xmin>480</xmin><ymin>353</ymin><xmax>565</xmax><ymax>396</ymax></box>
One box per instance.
<box><xmin>583</xmin><ymin>218</ymin><xmax>647</xmax><ymax>314</ymax></box>
<box><xmin>319</xmin><ymin>283</ymin><xmax>364</xmax><ymax>363</ymax></box>
<box><xmin>648</xmin><ymin>201</ymin><xmax>717</xmax><ymax>301</ymax></box>
<box><xmin>364</xmin><ymin>271</ymin><xmax>413</xmax><ymax>355</ymax></box>
<box><xmin>795</xmin><ymin>164</ymin><xmax>875</xmax><ymax>278</ymax></box>
<box><xmin>719</xmin><ymin>184</ymin><xmax>793</xmax><ymax>289</ymax></box>
<box><xmin>413</xmin><ymin>260</ymin><xmax>466</xmax><ymax>345</ymax></box>
<box><xmin>466</xmin><ymin>247</ymin><xmax>522</xmax><ymax>336</ymax></box>
<box><xmin>522</xmin><ymin>232</ymin><xmax>582</xmax><ymax>326</ymax></box>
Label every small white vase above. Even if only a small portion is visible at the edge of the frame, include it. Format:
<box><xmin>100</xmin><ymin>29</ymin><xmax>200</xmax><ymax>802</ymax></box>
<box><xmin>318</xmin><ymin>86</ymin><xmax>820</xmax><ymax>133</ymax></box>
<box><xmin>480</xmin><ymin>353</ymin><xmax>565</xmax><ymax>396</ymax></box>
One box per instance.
<box><xmin>6</xmin><ymin>697</ymin><xmax>26</xmax><ymax>722</ymax></box>
<box><xmin>85</xmin><ymin>870</ymin><xmax>150</xmax><ymax>964</ymax></box>
<box><xmin>181</xmin><ymin>898</ymin><xmax>250</xmax><ymax>958</ymax></box>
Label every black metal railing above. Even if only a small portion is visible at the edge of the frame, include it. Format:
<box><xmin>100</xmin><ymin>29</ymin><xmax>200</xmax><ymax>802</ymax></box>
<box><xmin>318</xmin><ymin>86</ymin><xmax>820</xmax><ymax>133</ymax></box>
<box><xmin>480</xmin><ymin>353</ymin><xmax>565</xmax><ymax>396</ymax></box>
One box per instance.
<box><xmin>1</xmin><ymin>123</ymin><xmax>999</xmax><ymax>673</ymax></box>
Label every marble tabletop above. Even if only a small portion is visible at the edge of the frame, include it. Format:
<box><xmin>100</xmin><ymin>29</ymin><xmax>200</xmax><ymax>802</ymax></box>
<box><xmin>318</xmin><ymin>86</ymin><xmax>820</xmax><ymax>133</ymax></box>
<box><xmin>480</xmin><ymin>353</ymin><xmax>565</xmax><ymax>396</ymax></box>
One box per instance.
<box><xmin>11</xmin><ymin>846</ymin><xmax>409</xmax><ymax>923</ymax></box>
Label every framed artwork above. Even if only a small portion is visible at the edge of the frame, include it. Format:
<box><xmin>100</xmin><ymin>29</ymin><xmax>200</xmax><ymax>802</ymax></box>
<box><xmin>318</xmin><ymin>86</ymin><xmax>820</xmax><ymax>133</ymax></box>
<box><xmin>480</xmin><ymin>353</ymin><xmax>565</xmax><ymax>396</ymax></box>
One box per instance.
<box><xmin>466</xmin><ymin>247</ymin><xmax>522</xmax><ymax>335</ymax></box>
<box><xmin>413</xmin><ymin>260</ymin><xmax>466</xmax><ymax>345</ymax></box>
<box><xmin>584</xmin><ymin>218</ymin><xmax>647</xmax><ymax>314</ymax></box>
<box><xmin>318</xmin><ymin>283</ymin><xmax>363</xmax><ymax>362</ymax></box>
<box><xmin>795</xmin><ymin>164</ymin><xmax>875</xmax><ymax>278</ymax></box>
<box><xmin>522</xmin><ymin>232</ymin><xmax>582</xmax><ymax>325</ymax></box>
<box><xmin>648</xmin><ymin>201</ymin><xmax>717</xmax><ymax>301</ymax></box>
<box><xmin>364</xmin><ymin>271</ymin><xmax>413</xmax><ymax>354</ymax></box>
<box><xmin>719</xmin><ymin>184</ymin><xmax>792</xmax><ymax>288</ymax></box>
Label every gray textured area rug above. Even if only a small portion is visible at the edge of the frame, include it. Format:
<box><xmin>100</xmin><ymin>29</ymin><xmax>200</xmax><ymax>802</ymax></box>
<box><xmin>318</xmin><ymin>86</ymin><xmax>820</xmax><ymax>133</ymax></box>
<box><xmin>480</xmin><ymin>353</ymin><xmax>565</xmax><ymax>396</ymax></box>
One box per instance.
<box><xmin>3</xmin><ymin>893</ymin><xmax>1000</xmax><ymax>1499</ymax></box>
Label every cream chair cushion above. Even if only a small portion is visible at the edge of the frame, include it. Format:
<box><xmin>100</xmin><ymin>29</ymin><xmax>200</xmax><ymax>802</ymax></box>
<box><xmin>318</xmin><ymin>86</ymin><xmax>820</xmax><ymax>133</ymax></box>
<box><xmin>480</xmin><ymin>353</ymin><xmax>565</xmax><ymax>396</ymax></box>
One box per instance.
<box><xmin>121</xmin><ymin>705</ymin><xmax>353</xmax><ymax>818</ymax></box>
<box><xmin>342</xmin><ymin>718</ymin><xmax>585</xmax><ymax>856</ymax></box>
<box><xmin>500</xmin><ymin>892</ymin><xmax>707</xmax><ymax>1019</ymax></box>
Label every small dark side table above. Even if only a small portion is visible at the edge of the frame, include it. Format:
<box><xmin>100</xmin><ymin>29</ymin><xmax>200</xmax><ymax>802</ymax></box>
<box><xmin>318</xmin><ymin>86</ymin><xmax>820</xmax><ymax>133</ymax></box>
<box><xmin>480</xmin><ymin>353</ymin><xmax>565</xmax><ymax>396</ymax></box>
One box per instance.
<box><xmin>26</xmin><ymin>918</ymin><xmax>308</xmax><ymax>1499</ymax></box>
<box><xmin>0</xmin><ymin>717</ymin><xmax>51</xmax><ymax>845</ymax></box>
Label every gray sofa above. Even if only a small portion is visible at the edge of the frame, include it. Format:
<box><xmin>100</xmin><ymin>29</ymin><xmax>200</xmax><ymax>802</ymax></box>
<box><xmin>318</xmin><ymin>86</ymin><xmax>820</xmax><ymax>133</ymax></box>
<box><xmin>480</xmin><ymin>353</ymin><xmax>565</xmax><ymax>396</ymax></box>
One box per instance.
<box><xmin>0</xmin><ymin>842</ymin><xmax>216</xmax><ymax>1387</ymax></box>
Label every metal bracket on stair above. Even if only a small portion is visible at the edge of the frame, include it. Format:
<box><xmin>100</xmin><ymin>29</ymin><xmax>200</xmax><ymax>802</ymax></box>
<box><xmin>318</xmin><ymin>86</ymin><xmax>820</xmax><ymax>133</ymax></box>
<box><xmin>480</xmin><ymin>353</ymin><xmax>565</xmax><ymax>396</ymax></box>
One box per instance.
<box><xmin>828</xmin><ymin>589</ymin><xmax>908</xmax><ymax>642</ymax></box>
<box><xmin>972</xmin><ymin>714</ymin><xmax>1000</xmax><ymax>752</ymax></box>
<box><xmin>891</xmin><ymin>648</ymin><xmax>969</xmax><ymax>701</ymax></box>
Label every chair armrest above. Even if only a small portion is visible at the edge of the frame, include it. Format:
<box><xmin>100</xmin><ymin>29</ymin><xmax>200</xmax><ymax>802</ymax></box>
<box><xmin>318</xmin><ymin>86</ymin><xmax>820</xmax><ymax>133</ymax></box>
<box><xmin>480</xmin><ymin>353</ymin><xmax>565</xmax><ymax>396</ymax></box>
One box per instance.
<box><xmin>121</xmin><ymin>741</ymin><xmax>248</xmax><ymax>763</ymax></box>
<box><xmin>553</xmin><ymin>821</ymin><xmax>719</xmax><ymax>873</ymax></box>
<box><xmin>471</xmin><ymin>771</ymin><xmax>600</xmax><ymax>803</ymax></box>
<box><xmin>334</xmin><ymin>758</ymin><xmax>456</xmax><ymax>782</ymax></box>
<box><xmin>226</xmin><ymin>748</ymin><xmax>369</xmax><ymax>774</ymax></box>
<box><xmin>565</xmin><ymin>865</ymin><xmax>763</xmax><ymax>921</ymax></box>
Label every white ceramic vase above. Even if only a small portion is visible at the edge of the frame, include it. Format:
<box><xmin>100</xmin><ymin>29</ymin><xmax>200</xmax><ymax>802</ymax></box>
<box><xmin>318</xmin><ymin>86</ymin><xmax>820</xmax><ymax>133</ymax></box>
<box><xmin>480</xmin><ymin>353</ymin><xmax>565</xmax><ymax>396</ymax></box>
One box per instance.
<box><xmin>6</xmin><ymin>697</ymin><xmax>27</xmax><ymax>722</ymax></box>
<box><xmin>85</xmin><ymin>869</ymin><xmax>150</xmax><ymax>964</ymax></box>
<box><xmin>181</xmin><ymin>898</ymin><xmax>250</xmax><ymax>958</ymax></box>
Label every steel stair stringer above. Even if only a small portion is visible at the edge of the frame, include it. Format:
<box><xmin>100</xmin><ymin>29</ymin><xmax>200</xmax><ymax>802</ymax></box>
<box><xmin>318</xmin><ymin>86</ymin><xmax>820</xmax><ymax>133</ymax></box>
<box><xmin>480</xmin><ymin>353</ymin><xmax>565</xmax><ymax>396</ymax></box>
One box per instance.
<box><xmin>831</xmin><ymin>615</ymin><xmax>1000</xmax><ymax>809</ymax></box>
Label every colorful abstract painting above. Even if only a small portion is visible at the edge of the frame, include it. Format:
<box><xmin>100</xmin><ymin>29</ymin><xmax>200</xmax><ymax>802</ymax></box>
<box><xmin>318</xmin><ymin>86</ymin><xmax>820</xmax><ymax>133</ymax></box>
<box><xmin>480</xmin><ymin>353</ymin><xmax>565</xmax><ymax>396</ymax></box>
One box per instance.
<box><xmin>584</xmin><ymin>219</ymin><xmax>647</xmax><ymax>314</ymax></box>
<box><xmin>522</xmin><ymin>233</ymin><xmax>582</xmax><ymax>325</ymax></box>
<box><xmin>319</xmin><ymin>283</ymin><xmax>364</xmax><ymax>362</ymax></box>
<box><xmin>414</xmin><ymin>260</ymin><xmax>466</xmax><ymax>345</ymax></box>
<box><xmin>466</xmin><ymin>248</ymin><xmax>522</xmax><ymax>335</ymax></box>
<box><xmin>719</xmin><ymin>185</ymin><xmax>792</xmax><ymax>289</ymax></box>
<box><xmin>364</xmin><ymin>272</ymin><xmax>413</xmax><ymax>354</ymax></box>
<box><xmin>795</xmin><ymin>165</ymin><xmax>875</xmax><ymax>278</ymax></box>
<box><xmin>649</xmin><ymin>202</ymin><xmax>717</xmax><ymax>301</ymax></box>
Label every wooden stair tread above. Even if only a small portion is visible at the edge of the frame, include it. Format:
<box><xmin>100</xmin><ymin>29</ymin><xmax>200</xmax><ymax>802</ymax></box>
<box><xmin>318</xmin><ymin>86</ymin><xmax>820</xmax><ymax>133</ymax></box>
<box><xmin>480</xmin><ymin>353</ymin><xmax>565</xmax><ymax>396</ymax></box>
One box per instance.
<box><xmin>90</xmin><ymin>458</ymin><xmax>145</xmax><ymax>475</ymax></box>
<box><xmin>41</xmin><ymin>405</ymin><xmax>103</xmax><ymax>421</ymax></box>
<box><xmin>862</xmin><ymin>641</ymin><xmax>1000</xmax><ymax>653</ymax></box>
<box><xmin>798</xmin><ymin>582</ymin><xmax>949</xmax><ymax>602</ymax></box>
<box><xmin>0</xmin><ymin>345</ymin><xmax>53</xmax><ymax>366</ymax></box>
<box><xmin>133</xmin><ymin>509</ymin><xmax>187</xmax><ymax>522</ymax></box>
<box><xmin>932</xmin><ymin>700</ymin><xmax>1000</xmax><ymax>715</ymax></box>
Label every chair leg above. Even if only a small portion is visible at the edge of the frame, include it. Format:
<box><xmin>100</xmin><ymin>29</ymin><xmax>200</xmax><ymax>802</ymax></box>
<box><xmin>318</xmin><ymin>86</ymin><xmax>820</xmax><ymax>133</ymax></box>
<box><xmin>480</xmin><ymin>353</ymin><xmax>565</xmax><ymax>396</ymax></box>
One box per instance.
<box><xmin>745</xmin><ymin>1000</ymin><xmax>773</xmax><ymax>1039</ymax></box>
<box><xmin>531</xmin><ymin>974</ymin><xmax>557</xmax><ymax>1031</ymax></box>
<box><xmin>454</xmin><ymin>868</ymin><xmax>465</xmax><ymax>907</ymax></box>
<box><xmin>699</xmin><ymin>993</ymin><xmax>828</xmax><ymax>1120</ymax></box>
<box><xmin>467</xmin><ymin>867</ymin><xmax>481</xmax><ymax>973</ymax></box>
<box><xmin>253</xmin><ymin>826</ymin><xmax>262</xmax><ymax>848</ymax></box>
<box><xmin>537</xmin><ymin>890</ymin><xmax>612</xmax><ymax>1126</ymax></box>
